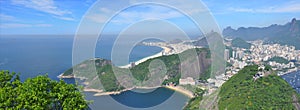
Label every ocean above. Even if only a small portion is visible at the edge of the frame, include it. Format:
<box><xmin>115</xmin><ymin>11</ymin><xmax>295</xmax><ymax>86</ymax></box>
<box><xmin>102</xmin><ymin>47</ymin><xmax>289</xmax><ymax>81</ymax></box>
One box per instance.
<box><xmin>0</xmin><ymin>35</ymin><xmax>163</xmax><ymax>81</ymax></box>
<box><xmin>0</xmin><ymin>35</ymin><xmax>189</xmax><ymax>109</ymax></box>
<box><xmin>281</xmin><ymin>70</ymin><xmax>300</xmax><ymax>94</ymax></box>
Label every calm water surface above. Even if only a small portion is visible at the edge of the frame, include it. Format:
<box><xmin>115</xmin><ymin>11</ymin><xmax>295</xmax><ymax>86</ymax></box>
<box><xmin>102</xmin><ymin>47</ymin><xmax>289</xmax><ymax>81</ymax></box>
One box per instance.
<box><xmin>0</xmin><ymin>35</ymin><xmax>189</xmax><ymax>109</ymax></box>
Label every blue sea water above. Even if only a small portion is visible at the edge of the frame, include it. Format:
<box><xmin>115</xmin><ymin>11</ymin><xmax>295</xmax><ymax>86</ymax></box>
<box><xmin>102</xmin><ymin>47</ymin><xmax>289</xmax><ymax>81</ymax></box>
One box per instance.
<box><xmin>0</xmin><ymin>36</ymin><xmax>73</xmax><ymax>81</ymax></box>
<box><xmin>0</xmin><ymin>35</ymin><xmax>189</xmax><ymax>109</ymax></box>
<box><xmin>281</xmin><ymin>70</ymin><xmax>300</xmax><ymax>94</ymax></box>
<box><xmin>0</xmin><ymin>35</ymin><xmax>162</xmax><ymax>81</ymax></box>
<box><xmin>86</xmin><ymin>88</ymin><xmax>189</xmax><ymax>110</ymax></box>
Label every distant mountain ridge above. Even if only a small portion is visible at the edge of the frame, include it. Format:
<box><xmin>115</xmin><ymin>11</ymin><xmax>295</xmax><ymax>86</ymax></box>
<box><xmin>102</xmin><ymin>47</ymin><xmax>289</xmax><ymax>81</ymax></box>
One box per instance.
<box><xmin>223</xmin><ymin>18</ymin><xmax>300</xmax><ymax>49</ymax></box>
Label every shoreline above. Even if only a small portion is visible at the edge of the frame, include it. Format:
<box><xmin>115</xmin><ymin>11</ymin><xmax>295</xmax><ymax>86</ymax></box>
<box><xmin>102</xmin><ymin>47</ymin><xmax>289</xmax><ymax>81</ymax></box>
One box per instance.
<box><xmin>58</xmin><ymin>45</ymin><xmax>194</xmax><ymax>97</ymax></box>
<box><xmin>83</xmin><ymin>85</ymin><xmax>194</xmax><ymax>98</ymax></box>
<box><xmin>92</xmin><ymin>88</ymin><xmax>133</xmax><ymax>96</ymax></box>
<box><xmin>278</xmin><ymin>68</ymin><xmax>299</xmax><ymax>76</ymax></box>
<box><xmin>164</xmin><ymin>85</ymin><xmax>195</xmax><ymax>98</ymax></box>
<box><xmin>118</xmin><ymin>51</ymin><xmax>163</xmax><ymax>68</ymax></box>
<box><xmin>92</xmin><ymin>86</ymin><xmax>161</xmax><ymax>96</ymax></box>
<box><xmin>118</xmin><ymin>46</ymin><xmax>172</xmax><ymax>68</ymax></box>
<box><xmin>57</xmin><ymin>73</ymin><xmax>74</xmax><ymax>78</ymax></box>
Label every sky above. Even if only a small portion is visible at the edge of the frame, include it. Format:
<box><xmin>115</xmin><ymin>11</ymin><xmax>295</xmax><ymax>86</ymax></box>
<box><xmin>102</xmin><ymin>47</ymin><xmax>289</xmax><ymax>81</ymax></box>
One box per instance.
<box><xmin>0</xmin><ymin>0</ymin><xmax>300</xmax><ymax>35</ymax></box>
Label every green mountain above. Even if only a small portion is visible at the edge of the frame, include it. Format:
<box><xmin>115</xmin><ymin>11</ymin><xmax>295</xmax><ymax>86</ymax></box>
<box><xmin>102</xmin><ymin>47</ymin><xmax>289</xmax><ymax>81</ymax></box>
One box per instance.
<box><xmin>267</xmin><ymin>56</ymin><xmax>289</xmax><ymax>64</ymax></box>
<box><xmin>218</xmin><ymin>65</ymin><xmax>300</xmax><ymax>109</ymax></box>
<box><xmin>223</xmin><ymin>18</ymin><xmax>300</xmax><ymax>49</ymax></box>
<box><xmin>231</xmin><ymin>38</ymin><xmax>251</xmax><ymax>49</ymax></box>
<box><xmin>62</xmin><ymin>48</ymin><xmax>211</xmax><ymax>92</ymax></box>
<box><xmin>192</xmin><ymin>37</ymin><xmax>208</xmax><ymax>47</ymax></box>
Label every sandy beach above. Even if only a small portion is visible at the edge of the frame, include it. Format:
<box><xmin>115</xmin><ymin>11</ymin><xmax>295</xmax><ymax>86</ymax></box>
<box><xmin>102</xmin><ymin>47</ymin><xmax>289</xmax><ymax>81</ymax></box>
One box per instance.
<box><xmin>93</xmin><ymin>88</ymin><xmax>131</xmax><ymax>96</ymax></box>
<box><xmin>84</xmin><ymin>88</ymin><xmax>104</xmax><ymax>93</ymax></box>
<box><xmin>57</xmin><ymin>73</ymin><xmax>74</xmax><ymax>78</ymax></box>
<box><xmin>161</xmin><ymin>46</ymin><xmax>172</xmax><ymax>53</ymax></box>
<box><xmin>90</xmin><ymin>86</ymin><xmax>161</xmax><ymax>96</ymax></box>
<box><xmin>164</xmin><ymin>85</ymin><xmax>195</xmax><ymax>98</ymax></box>
<box><xmin>119</xmin><ymin>51</ymin><xmax>163</xmax><ymax>68</ymax></box>
<box><xmin>84</xmin><ymin>85</ymin><xmax>195</xmax><ymax>98</ymax></box>
<box><xmin>118</xmin><ymin>46</ymin><xmax>173</xmax><ymax>68</ymax></box>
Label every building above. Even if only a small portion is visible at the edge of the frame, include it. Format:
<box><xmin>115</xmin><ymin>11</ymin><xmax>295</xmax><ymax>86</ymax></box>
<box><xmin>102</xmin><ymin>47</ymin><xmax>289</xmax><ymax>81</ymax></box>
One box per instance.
<box><xmin>179</xmin><ymin>77</ymin><xmax>196</xmax><ymax>85</ymax></box>
<box><xmin>130</xmin><ymin>62</ymin><xmax>136</xmax><ymax>68</ymax></box>
<box><xmin>232</xmin><ymin>51</ymin><xmax>235</xmax><ymax>58</ymax></box>
<box><xmin>236</xmin><ymin>50</ymin><xmax>244</xmax><ymax>59</ymax></box>
<box><xmin>224</xmin><ymin>49</ymin><xmax>230</xmax><ymax>61</ymax></box>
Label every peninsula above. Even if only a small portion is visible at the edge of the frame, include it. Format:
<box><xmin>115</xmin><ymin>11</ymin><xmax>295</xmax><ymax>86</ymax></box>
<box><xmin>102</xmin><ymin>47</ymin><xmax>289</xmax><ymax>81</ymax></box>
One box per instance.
<box><xmin>59</xmin><ymin>45</ymin><xmax>211</xmax><ymax>98</ymax></box>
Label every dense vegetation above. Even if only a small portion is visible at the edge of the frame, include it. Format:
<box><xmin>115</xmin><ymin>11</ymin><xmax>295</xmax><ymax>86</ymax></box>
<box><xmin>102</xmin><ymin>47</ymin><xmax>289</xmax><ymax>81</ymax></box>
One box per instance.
<box><xmin>231</xmin><ymin>38</ymin><xmax>251</xmax><ymax>49</ymax></box>
<box><xmin>63</xmin><ymin>48</ymin><xmax>211</xmax><ymax>92</ymax></box>
<box><xmin>0</xmin><ymin>70</ymin><xmax>89</xmax><ymax>109</ymax></box>
<box><xmin>268</xmin><ymin>56</ymin><xmax>290</xmax><ymax>64</ymax></box>
<box><xmin>97</xmin><ymin>65</ymin><xmax>125</xmax><ymax>92</ymax></box>
<box><xmin>183</xmin><ymin>88</ymin><xmax>205</xmax><ymax>110</ymax></box>
<box><xmin>198</xmin><ymin>66</ymin><xmax>211</xmax><ymax>82</ymax></box>
<box><xmin>218</xmin><ymin>65</ymin><xmax>300</xmax><ymax>109</ymax></box>
<box><xmin>132</xmin><ymin>48</ymin><xmax>211</xmax><ymax>85</ymax></box>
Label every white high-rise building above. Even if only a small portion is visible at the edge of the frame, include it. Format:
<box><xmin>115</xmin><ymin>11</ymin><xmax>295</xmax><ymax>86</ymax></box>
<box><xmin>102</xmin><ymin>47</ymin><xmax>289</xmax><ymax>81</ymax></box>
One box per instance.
<box><xmin>225</xmin><ymin>49</ymin><xmax>230</xmax><ymax>60</ymax></box>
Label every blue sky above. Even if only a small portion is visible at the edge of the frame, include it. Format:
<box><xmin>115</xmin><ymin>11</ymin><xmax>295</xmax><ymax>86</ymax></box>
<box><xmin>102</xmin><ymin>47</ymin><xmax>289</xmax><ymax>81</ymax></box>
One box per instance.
<box><xmin>0</xmin><ymin>0</ymin><xmax>300</xmax><ymax>35</ymax></box>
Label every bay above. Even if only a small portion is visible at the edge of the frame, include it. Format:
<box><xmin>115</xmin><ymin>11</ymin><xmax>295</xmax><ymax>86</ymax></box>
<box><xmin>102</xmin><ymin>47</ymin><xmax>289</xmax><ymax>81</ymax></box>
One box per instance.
<box><xmin>0</xmin><ymin>35</ymin><xmax>189</xmax><ymax>109</ymax></box>
<box><xmin>281</xmin><ymin>70</ymin><xmax>300</xmax><ymax>94</ymax></box>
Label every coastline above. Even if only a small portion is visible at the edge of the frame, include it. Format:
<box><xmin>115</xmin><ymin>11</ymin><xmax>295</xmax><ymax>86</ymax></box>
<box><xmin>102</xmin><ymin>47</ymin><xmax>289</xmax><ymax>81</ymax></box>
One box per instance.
<box><xmin>57</xmin><ymin>73</ymin><xmax>74</xmax><ymax>78</ymax></box>
<box><xmin>118</xmin><ymin>46</ymin><xmax>172</xmax><ymax>68</ymax></box>
<box><xmin>92</xmin><ymin>86</ymin><xmax>161</xmax><ymax>96</ymax></box>
<box><xmin>278</xmin><ymin>68</ymin><xmax>299</xmax><ymax>76</ymax></box>
<box><xmin>83</xmin><ymin>85</ymin><xmax>194</xmax><ymax>98</ymax></box>
<box><xmin>58</xmin><ymin>45</ymin><xmax>194</xmax><ymax>98</ymax></box>
<box><xmin>119</xmin><ymin>51</ymin><xmax>163</xmax><ymax>68</ymax></box>
<box><xmin>163</xmin><ymin>85</ymin><xmax>195</xmax><ymax>98</ymax></box>
<box><xmin>92</xmin><ymin>88</ymin><xmax>133</xmax><ymax>96</ymax></box>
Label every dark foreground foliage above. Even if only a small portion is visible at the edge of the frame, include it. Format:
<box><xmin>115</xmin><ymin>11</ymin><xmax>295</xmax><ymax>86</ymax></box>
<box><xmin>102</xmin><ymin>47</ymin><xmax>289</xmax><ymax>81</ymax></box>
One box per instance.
<box><xmin>0</xmin><ymin>70</ymin><xmax>89</xmax><ymax>110</ymax></box>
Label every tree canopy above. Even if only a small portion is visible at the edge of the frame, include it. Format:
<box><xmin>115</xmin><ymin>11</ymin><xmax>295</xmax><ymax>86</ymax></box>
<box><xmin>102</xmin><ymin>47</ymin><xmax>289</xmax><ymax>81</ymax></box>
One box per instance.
<box><xmin>268</xmin><ymin>56</ymin><xmax>290</xmax><ymax>64</ymax></box>
<box><xmin>0</xmin><ymin>70</ymin><xmax>89</xmax><ymax>110</ymax></box>
<box><xmin>218</xmin><ymin>65</ymin><xmax>300</xmax><ymax>109</ymax></box>
<box><xmin>231</xmin><ymin>38</ymin><xmax>251</xmax><ymax>49</ymax></box>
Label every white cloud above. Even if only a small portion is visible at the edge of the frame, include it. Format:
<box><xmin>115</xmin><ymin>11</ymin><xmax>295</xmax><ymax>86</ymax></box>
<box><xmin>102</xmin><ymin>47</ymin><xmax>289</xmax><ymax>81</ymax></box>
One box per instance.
<box><xmin>229</xmin><ymin>2</ymin><xmax>300</xmax><ymax>13</ymax></box>
<box><xmin>0</xmin><ymin>23</ymin><xmax>31</xmax><ymax>28</ymax></box>
<box><xmin>100</xmin><ymin>8</ymin><xmax>112</xmax><ymax>14</ymax></box>
<box><xmin>84</xmin><ymin>0</ymin><xmax>95</xmax><ymax>7</ymax></box>
<box><xmin>87</xmin><ymin>5</ymin><xmax>184</xmax><ymax>24</ymax></box>
<box><xmin>129</xmin><ymin>0</ymin><xmax>208</xmax><ymax>14</ymax></box>
<box><xmin>112</xmin><ymin>10</ymin><xmax>182</xmax><ymax>24</ymax></box>
<box><xmin>34</xmin><ymin>23</ymin><xmax>52</xmax><ymax>27</ymax></box>
<box><xmin>54</xmin><ymin>16</ymin><xmax>75</xmax><ymax>21</ymax></box>
<box><xmin>0</xmin><ymin>23</ymin><xmax>52</xmax><ymax>28</ymax></box>
<box><xmin>0</xmin><ymin>14</ymin><xmax>19</xmax><ymax>21</ymax></box>
<box><xmin>0</xmin><ymin>14</ymin><xmax>55</xmax><ymax>27</ymax></box>
<box><xmin>85</xmin><ymin>1</ymin><xmax>210</xmax><ymax>24</ymax></box>
<box><xmin>86</xmin><ymin>14</ymin><xmax>109</xmax><ymax>23</ymax></box>
<box><xmin>11</xmin><ymin>0</ymin><xmax>74</xmax><ymax>21</ymax></box>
